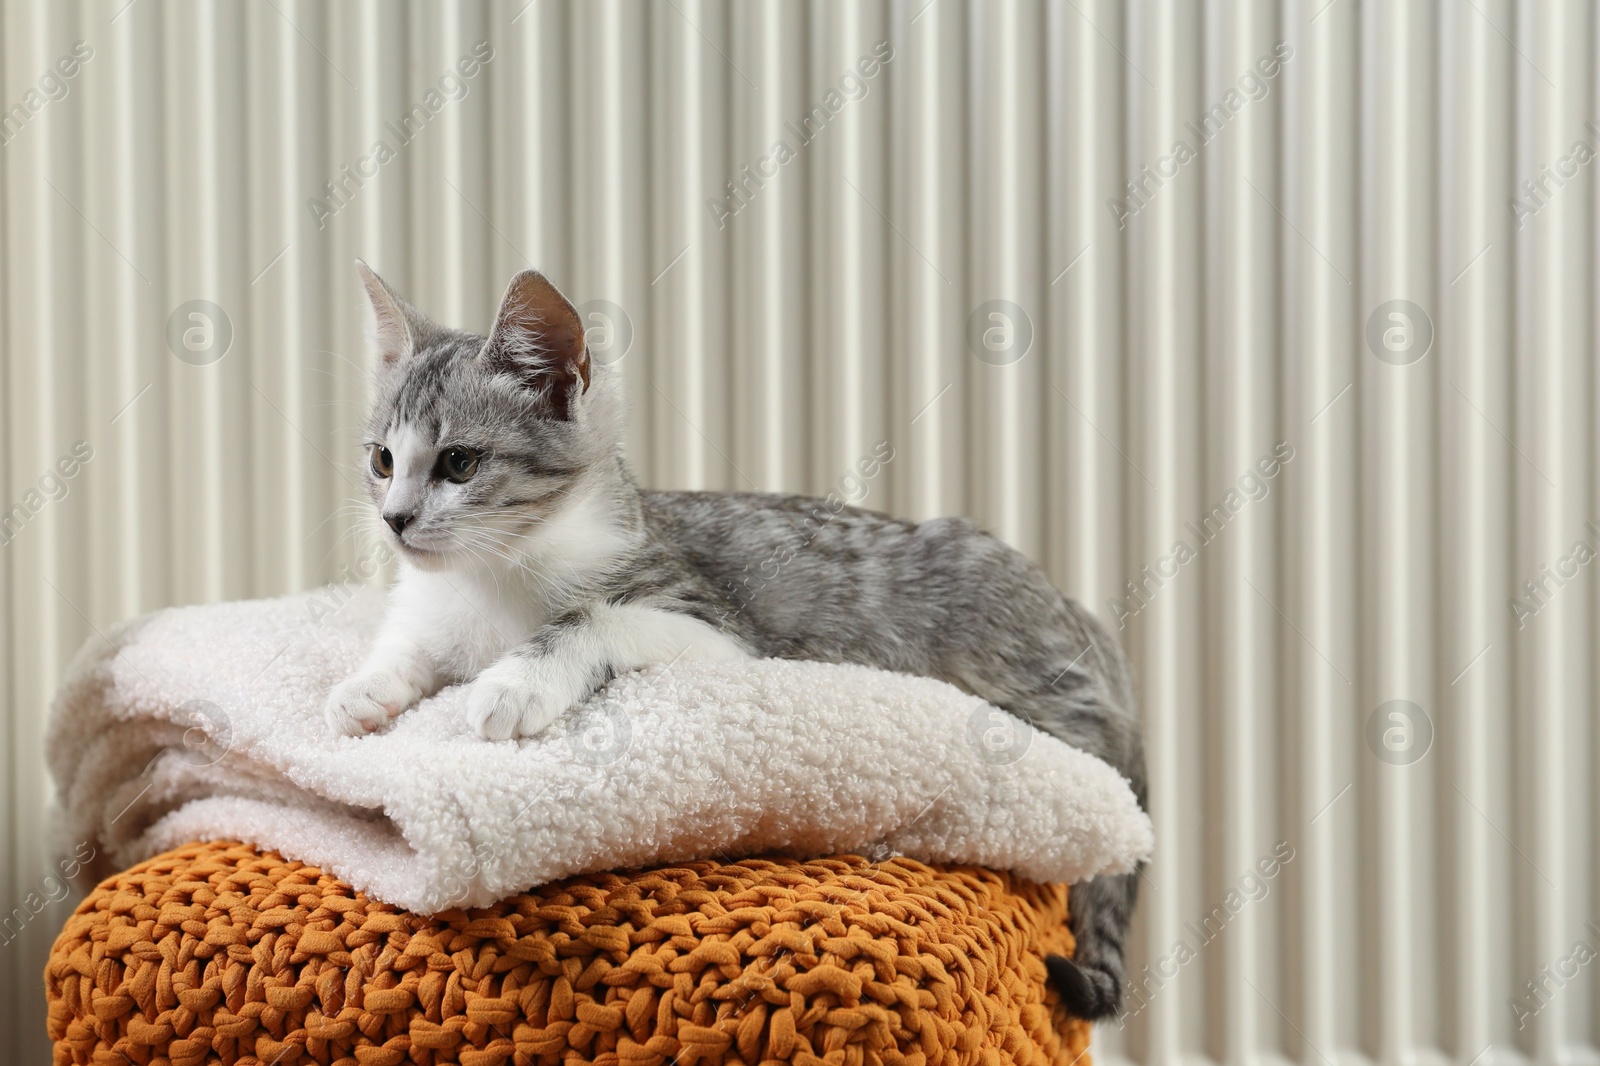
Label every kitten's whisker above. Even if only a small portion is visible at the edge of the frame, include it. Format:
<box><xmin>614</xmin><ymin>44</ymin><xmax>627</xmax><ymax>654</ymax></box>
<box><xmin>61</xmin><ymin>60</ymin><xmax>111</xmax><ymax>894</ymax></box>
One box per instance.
<box><xmin>453</xmin><ymin>540</ymin><xmax>502</xmax><ymax>594</ymax></box>
<box><xmin>309</xmin><ymin>500</ymin><xmax>379</xmax><ymax>538</ymax></box>
<box><xmin>450</xmin><ymin>528</ymin><xmax>520</xmax><ymax>571</ymax></box>
<box><xmin>307</xmin><ymin>347</ymin><xmax>367</xmax><ymax>374</ymax></box>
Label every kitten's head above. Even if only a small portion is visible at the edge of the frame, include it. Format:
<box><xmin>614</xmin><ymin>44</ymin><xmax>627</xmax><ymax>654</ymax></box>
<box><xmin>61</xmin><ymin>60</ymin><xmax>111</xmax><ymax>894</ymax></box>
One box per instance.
<box><xmin>355</xmin><ymin>262</ymin><xmax>623</xmax><ymax>570</ymax></box>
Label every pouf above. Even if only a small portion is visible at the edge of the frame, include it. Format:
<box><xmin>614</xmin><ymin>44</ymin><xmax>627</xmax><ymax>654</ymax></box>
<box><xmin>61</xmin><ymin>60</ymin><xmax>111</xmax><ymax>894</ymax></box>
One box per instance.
<box><xmin>44</xmin><ymin>841</ymin><xmax>1091</xmax><ymax>1066</ymax></box>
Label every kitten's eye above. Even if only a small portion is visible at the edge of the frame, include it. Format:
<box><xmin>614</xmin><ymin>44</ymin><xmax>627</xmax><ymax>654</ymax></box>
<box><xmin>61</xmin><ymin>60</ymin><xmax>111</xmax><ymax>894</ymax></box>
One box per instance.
<box><xmin>440</xmin><ymin>447</ymin><xmax>479</xmax><ymax>483</ymax></box>
<box><xmin>370</xmin><ymin>445</ymin><xmax>394</xmax><ymax>479</ymax></box>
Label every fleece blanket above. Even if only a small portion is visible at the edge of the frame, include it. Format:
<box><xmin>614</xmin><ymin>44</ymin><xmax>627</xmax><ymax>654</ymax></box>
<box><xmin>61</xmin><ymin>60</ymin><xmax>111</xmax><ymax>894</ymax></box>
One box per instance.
<box><xmin>48</xmin><ymin>589</ymin><xmax>1153</xmax><ymax>915</ymax></box>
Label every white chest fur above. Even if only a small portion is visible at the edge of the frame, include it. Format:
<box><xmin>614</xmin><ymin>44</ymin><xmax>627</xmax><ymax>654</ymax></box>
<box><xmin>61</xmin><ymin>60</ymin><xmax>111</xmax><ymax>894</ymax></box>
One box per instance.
<box><xmin>388</xmin><ymin>566</ymin><xmax>547</xmax><ymax>682</ymax></box>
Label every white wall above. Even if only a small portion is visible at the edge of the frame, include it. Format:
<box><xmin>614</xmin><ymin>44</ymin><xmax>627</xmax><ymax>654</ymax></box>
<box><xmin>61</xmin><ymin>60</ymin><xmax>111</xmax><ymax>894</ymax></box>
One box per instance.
<box><xmin>2</xmin><ymin>2</ymin><xmax>1593</xmax><ymax>1065</ymax></box>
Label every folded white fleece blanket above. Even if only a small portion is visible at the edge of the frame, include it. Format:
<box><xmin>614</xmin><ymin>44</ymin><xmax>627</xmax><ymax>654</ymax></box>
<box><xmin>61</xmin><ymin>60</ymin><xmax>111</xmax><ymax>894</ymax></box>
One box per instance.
<box><xmin>49</xmin><ymin>588</ymin><xmax>1152</xmax><ymax>914</ymax></box>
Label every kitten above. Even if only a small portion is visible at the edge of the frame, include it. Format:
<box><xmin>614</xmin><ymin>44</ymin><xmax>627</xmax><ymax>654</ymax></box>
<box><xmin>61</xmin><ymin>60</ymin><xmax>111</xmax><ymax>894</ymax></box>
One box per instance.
<box><xmin>327</xmin><ymin>263</ymin><xmax>1147</xmax><ymax>1020</ymax></box>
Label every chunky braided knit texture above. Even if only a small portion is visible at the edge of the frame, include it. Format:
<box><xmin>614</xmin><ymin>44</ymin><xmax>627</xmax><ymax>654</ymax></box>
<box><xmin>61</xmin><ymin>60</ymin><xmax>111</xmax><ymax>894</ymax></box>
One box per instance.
<box><xmin>45</xmin><ymin>841</ymin><xmax>1090</xmax><ymax>1066</ymax></box>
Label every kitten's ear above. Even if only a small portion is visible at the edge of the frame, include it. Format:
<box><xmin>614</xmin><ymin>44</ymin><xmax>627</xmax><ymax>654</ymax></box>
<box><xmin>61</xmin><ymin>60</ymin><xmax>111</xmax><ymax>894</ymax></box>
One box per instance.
<box><xmin>480</xmin><ymin>269</ymin><xmax>591</xmax><ymax>419</ymax></box>
<box><xmin>355</xmin><ymin>260</ymin><xmax>437</xmax><ymax>366</ymax></box>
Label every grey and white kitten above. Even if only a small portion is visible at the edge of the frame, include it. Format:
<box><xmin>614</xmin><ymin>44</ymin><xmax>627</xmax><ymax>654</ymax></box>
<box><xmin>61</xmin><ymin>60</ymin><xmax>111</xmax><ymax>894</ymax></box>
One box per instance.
<box><xmin>327</xmin><ymin>264</ymin><xmax>1147</xmax><ymax>1020</ymax></box>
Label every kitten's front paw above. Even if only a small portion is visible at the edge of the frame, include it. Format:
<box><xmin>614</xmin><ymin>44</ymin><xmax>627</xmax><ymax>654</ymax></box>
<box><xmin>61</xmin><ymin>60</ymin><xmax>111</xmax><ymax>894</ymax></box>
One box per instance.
<box><xmin>468</xmin><ymin>661</ymin><xmax>567</xmax><ymax>741</ymax></box>
<box><xmin>325</xmin><ymin>670</ymin><xmax>425</xmax><ymax>736</ymax></box>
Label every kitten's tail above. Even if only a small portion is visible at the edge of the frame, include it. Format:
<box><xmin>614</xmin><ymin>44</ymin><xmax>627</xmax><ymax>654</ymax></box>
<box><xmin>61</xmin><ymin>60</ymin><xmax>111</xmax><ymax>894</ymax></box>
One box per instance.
<box><xmin>978</xmin><ymin>593</ymin><xmax>1146</xmax><ymax>1021</ymax></box>
<box><xmin>1047</xmin><ymin>869</ymin><xmax>1141</xmax><ymax>1020</ymax></box>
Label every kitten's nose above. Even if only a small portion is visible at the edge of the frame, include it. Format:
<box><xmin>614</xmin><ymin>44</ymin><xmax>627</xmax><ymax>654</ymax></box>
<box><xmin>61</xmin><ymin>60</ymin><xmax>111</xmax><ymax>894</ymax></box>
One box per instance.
<box><xmin>383</xmin><ymin>512</ymin><xmax>412</xmax><ymax>536</ymax></box>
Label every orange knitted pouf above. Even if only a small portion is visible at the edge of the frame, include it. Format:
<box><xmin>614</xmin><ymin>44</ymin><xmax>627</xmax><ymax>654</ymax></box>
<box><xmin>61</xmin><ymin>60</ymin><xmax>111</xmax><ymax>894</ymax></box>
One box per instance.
<box><xmin>44</xmin><ymin>841</ymin><xmax>1090</xmax><ymax>1066</ymax></box>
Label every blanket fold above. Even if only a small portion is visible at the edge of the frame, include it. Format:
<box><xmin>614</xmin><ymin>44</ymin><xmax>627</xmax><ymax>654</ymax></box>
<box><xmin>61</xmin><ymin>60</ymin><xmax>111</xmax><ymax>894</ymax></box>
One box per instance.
<box><xmin>49</xmin><ymin>589</ymin><xmax>1153</xmax><ymax>914</ymax></box>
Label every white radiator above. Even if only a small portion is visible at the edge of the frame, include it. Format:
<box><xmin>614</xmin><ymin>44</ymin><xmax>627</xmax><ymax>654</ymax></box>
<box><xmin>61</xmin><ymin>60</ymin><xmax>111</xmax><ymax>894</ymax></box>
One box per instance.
<box><xmin>1</xmin><ymin>2</ymin><xmax>1591</xmax><ymax>1064</ymax></box>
